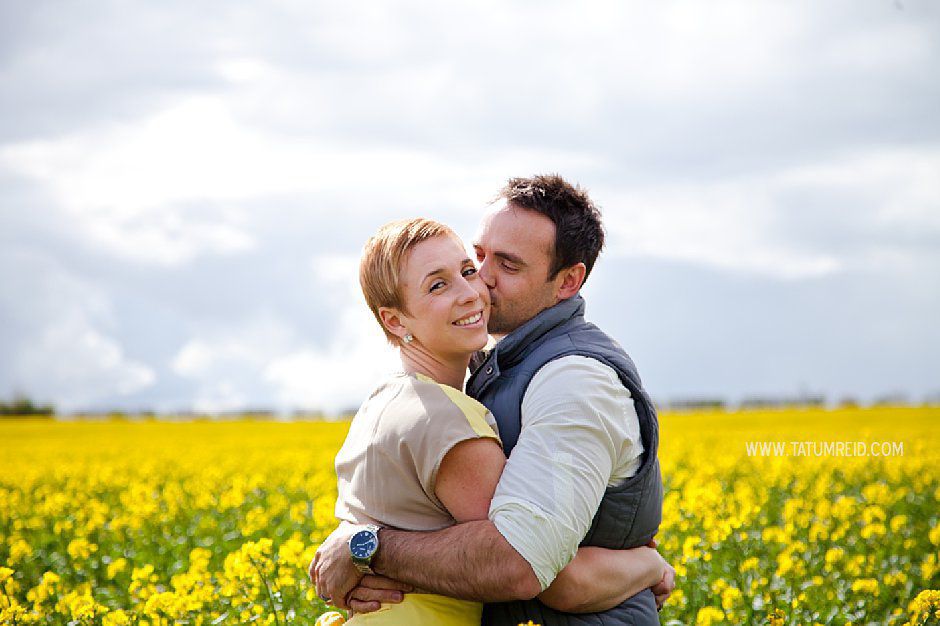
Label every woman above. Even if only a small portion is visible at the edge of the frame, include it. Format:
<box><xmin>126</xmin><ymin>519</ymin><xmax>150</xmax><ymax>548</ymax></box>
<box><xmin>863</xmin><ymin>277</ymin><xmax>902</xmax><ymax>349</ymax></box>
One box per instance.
<box><xmin>327</xmin><ymin>218</ymin><xmax>664</xmax><ymax>624</ymax></box>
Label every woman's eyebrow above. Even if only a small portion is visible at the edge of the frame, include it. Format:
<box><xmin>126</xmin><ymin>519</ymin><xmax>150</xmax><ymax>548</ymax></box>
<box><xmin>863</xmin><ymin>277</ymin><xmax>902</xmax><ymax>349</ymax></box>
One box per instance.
<box><xmin>422</xmin><ymin>268</ymin><xmax>447</xmax><ymax>283</ymax></box>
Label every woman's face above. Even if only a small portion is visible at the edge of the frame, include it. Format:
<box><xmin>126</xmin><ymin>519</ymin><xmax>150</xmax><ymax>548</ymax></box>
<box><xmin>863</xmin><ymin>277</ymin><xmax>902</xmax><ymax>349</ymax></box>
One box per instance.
<box><xmin>394</xmin><ymin>235</ymin><xmax>490</xmax><ymax>360</ymax></box>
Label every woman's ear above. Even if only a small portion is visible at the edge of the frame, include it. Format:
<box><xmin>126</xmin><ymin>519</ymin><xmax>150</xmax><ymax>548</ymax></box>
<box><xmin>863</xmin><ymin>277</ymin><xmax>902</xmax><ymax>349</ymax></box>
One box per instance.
<box><xmin>378</xmin><ymin>307</ymin><xmax>408</xmax><ymax>341</ymax></box>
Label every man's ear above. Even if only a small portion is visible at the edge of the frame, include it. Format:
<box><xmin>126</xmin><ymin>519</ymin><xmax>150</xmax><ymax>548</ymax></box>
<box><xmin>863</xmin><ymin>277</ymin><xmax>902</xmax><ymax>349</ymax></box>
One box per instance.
<box><xmin>378</xmin><ymin>307</ymin><xmax>408</xmax><ymax>341</ymax></box>
<box><xmin>555</xmin><ymin>263</ymin><xmax>587</xmax><ymax>300</ymax></box>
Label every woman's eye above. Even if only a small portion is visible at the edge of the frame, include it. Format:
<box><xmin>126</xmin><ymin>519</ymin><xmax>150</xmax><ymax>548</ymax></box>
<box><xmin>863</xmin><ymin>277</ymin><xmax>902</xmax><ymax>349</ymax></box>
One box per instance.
<box><xmin>430</xmin><ymin>280</ymin><xmax>445</xmax><ymax>292</ymax></box>
<box><xmin>462</xmin><ymin>267</ymin><xmax>477</xmax><ymax>277</ymax></box>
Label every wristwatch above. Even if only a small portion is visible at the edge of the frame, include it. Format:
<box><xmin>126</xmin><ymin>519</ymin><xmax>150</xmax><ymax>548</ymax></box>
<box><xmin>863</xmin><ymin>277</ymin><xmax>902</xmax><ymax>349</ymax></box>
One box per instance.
<box><xmin>348</xmin><ymin>524</ymin><xmax>381</xmax><ymax>574</ymax></box>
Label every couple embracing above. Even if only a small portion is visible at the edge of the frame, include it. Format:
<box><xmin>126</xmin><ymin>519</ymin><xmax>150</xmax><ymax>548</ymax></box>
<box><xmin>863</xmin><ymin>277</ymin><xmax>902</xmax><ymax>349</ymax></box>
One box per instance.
<box><xmin>310</xmin><ymin>174</ymin><xmax>676</xmax><ymax>625</ymax></box>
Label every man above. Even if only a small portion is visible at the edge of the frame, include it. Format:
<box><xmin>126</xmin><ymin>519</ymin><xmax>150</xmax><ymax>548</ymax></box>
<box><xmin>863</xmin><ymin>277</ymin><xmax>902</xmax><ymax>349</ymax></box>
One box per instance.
<box><xmin>312</xmin><ymin>174</ymin><xmax>673</xmax><ymax>624</ymax></box>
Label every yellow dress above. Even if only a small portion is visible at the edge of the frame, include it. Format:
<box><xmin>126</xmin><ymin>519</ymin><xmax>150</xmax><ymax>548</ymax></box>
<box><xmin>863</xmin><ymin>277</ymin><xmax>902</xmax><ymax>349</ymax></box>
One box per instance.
<box><xmin>346</xmin><ymin>594</ymin><xmax>482</xmax><ymax>625</ymax></box>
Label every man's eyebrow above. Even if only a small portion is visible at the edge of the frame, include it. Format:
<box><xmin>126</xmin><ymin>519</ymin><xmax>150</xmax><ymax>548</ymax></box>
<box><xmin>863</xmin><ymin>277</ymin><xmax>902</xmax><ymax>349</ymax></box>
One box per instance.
<box><xmin>472</xmin><ymin>243</ymin><xmax>525</xmax><ymax>266</ymax></box>
<box><xmin>494</xmin><ymin>251</ymin><xmax>526</xmax><ymax>266</ymax></box>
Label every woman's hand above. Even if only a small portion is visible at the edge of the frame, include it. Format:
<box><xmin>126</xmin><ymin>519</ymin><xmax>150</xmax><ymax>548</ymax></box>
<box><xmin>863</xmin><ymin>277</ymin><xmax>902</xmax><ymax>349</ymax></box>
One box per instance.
<box><xmin>651</xmin><ymin>561</ymin><xmax>676</xmax><ymax>610</ymax></box>
<box><xmin>646</xmin><ymin>537</ymin><xmax>676</xmax><ymax>610</ymax></box>
<box><xmin>346</xmin><ymin>575</ymin><xmax>413</xmax><ymax>614</ymax></box>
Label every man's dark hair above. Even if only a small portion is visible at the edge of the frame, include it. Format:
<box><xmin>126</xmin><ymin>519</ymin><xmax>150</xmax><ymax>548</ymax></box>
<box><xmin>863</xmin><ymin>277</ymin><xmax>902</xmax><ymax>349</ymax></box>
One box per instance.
<box><xmin>496</xmin><ymin>174</ymin><xmax>605</xmax><ymax>284</ymax></box>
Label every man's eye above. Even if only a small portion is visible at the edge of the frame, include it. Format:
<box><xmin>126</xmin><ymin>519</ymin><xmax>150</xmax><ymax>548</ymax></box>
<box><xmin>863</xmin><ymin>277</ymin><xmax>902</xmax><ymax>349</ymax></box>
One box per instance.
<box><xmin>501</xmin><ymin>263</ymin><xmax>517</xmax><ymax>272</ymax></box>
<box><xmin>475</xmin><ymin>250</ymin><xmax>485</xmax><ymax>262</ymax></box>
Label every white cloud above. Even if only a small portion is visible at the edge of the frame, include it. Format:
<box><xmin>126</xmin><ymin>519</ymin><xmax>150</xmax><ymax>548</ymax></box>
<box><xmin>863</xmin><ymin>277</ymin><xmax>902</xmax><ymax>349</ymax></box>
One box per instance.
<box><xmin>266</xmin><ymin>253</ymin><xmax>400</xmax><ymax>412</ymax></box>
<box><xmin>777</xmin><ymin>148</ymin><xmax>940</xmax><ymax>229</ymax></box>
<box><xmin>602</xmin><ymin>181</ymin><xmax>841</xmax><ymax>280</ymax></box>
<box><xmin>170</xmin><ymin>255</ymin><xmax>400</xmax><ymax>414</ymax></box>
<box><xmin>170</xmin><ymin>314</ymin><xmax>290</xmax><ymax>412</ymax></box>
<box><xmin>600</xmin><ymin>147</ymin><xmax>940</xmax><ymax>279</ymax></box>
<box><xmin>21</xmin><ymin>315</ymin><xmax>155</xmax><ymax>405</ymax></box>
<box><xmin>0</xmin><ymin>250</ymin><xmax>155</xmax><ymax>410</ymax></box>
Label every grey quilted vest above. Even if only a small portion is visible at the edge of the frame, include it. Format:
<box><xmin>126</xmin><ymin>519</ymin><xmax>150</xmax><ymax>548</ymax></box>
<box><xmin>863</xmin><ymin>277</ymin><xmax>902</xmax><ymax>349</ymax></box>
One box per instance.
<box><xmin>466</xmin><ymin>295</ymin><xmax>663</xmax><ymax>626</ymax></box>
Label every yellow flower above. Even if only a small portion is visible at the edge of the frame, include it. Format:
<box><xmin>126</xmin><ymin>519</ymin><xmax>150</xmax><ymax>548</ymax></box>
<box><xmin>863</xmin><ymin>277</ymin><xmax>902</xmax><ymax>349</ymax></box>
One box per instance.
<box><xmin>767</xmin><ymin>608</ymin><xmax>786</xmax><ymax>626</ymax></box>
<box><xmin>921</xmin><ymin>554</ymin><xmax>938</xmax><ymax>582</ymax></box>
<box><xmin>851</xmin><ymin>578</ymin><xmax>879</xmax><ymax>595</ymax></box>
<box><xmin>107</xmin><ymin>557</ymin><xmax>128</xmax><ymax>579</ymax></box>
<box><xmin>824</xmin><ymin>547</ymin><xmax>844</xmax><ymax>565</ymax></box>
<box><xmin>696</xmin><ymin>606</ymin><xmax>725</xmax><ymax>625</ymax></box>
<box><xmin>0</xmin><ymin>600</ymin><xmax>29</xmax><ymax>625</ymax></box>
<box><xmin>720</xmin><ymin>585</ymin><xmax>742</xmax><ymax>610</ymax></box>
<box><xmin>103</xmin><ymin>609</ymin><xmax>133</xmax><ymax>626</ymax></box>
<box><xmin>905</xmin><ymin>589</ymin><xmax>940</xmax><ymax>625</ymax></box>
<box><xmin>67</xmin><ymin>537</ymin><xmax>98</xmax><ymax>560</ymax></box>
<box><xmin>860</xmin><ymin>522</ymin><xmax>886</xmax><ymax>539</ymax></box>
<box><xmin>889</xmin><ymin>514</ymin><xmax>908</xmax><ymax>533</ymax></box>
<box><xmin>278</xmin><ymin>537</ymin><xmax>307</xmax><ymax>569</ymax></box>
<box><xmin>8</xmin><ymin>537</ymin><xmax>32</xmax><ymax>563</ymax></box>
<box><xmin>55</xmin><ymin>588</ymin><xmax>103</xmax><ymax>621</ymax></box>
<box><xmin>928</xmin><ymin>524</ymin><xmax>940</xmax><ymax>547</ymax></box>
<box><xmin>26</xmin><ymin>571</ymin><xmax>61</xmax><ymax>606</ymax></box>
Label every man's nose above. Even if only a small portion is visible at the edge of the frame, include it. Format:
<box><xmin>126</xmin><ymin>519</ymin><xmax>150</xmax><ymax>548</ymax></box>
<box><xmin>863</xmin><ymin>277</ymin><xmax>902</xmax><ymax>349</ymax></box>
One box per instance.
<box><xmin>478</xmin><ymin>258</ymin><xmax>496</xmax><ymax>288</ymax></box>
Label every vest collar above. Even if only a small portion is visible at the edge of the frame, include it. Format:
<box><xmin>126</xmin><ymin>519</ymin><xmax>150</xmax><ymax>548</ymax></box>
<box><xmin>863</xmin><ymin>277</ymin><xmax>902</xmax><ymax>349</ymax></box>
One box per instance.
<box><xmin>493</xmin><ymin>294</ymin><xmax>586</xmax><ymax>369</ymax></box>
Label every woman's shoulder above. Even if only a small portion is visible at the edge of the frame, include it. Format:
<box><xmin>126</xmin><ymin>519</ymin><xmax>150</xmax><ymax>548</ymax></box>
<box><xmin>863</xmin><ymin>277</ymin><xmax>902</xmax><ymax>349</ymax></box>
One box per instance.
<box><xmin>411</xmin><ymin>373</ymin><xmax>497</xmax><ymax>440</ymax></box>
<box><xmin>369</xmin><ymin>372</ymin><xmax>495</xmax><ymax>440</ymax></box>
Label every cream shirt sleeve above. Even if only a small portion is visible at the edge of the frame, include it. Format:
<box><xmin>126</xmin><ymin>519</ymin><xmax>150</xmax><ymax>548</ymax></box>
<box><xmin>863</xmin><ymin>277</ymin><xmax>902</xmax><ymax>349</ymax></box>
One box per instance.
<box><xmin>488</xmin><ymin>355</ymin><xmax>643</xmax><ymax>590</ymax></box>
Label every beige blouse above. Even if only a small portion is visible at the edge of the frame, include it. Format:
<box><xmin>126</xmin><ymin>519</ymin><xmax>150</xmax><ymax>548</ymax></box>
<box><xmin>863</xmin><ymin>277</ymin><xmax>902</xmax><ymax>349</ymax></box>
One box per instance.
<box><xmin>334</xmin><ymin>371</ymin><xmax>502</xmax><ymax>531</ymax></box>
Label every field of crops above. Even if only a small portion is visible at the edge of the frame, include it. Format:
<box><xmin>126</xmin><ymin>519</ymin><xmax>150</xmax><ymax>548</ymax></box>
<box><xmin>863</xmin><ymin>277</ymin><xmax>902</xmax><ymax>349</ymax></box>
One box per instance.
<box><xmin>1</xmin><ymin>406</ymin><xmax>938</xmax><ymax>625</ymax></box>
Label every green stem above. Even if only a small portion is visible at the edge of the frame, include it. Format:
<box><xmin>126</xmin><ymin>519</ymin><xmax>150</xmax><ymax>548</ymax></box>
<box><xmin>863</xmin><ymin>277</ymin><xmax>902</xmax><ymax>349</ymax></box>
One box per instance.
<box><xmin>248</xmin><ymin>556</ymin><xmax>282</xmax><ymax>626</ymax></box>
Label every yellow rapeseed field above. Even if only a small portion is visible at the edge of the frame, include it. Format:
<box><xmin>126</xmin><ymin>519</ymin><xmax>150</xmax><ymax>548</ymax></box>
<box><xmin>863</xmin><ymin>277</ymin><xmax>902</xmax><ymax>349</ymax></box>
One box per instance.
<box><xmin>1</xmin><ymin>406</ymin><xmax>938</xmax><ymax>625</ymax></box>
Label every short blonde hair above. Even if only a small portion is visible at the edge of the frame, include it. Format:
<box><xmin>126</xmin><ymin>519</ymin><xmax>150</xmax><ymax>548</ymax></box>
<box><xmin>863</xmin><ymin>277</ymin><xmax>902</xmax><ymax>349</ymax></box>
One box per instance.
<box><xmin>360</xmin><ymin>218</ymin><xmax>458</xmax><ymax>344</ymax></box>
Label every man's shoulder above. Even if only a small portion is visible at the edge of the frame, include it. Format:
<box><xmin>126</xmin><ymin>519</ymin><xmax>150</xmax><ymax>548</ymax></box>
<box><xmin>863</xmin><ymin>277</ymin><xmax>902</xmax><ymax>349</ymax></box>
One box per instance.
<box><xmin>524</xmin><ymin>355</ymin><xmax>631</xmax><ymax>409</ymax></box>
<box><xmin>533</xmin><ymin>353</ymin><xmax>620</xmax><ymax>382</ymax></box>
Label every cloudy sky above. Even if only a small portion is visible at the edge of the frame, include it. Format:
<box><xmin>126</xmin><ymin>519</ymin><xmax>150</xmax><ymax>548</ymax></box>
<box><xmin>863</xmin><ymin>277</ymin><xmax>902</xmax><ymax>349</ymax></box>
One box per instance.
<box><xmin>1</xmin><ymin>1</ymin><xmax>938</xmax><ymax>414</ymax></box>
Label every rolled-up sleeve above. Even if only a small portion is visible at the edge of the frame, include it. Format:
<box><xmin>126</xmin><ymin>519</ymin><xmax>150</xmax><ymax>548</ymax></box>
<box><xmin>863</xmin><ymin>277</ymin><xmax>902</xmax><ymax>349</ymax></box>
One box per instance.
<box><xmin>488</xmin><ymin>355</ymin><xmax>638</xmax><ymax>590</ymax></box>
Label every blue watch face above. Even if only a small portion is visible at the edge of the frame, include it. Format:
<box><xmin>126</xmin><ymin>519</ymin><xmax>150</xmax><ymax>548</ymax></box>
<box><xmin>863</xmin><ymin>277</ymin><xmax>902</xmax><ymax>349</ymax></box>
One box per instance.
<box><xmin>350</xmin><ymin>530</ymin><xmax>378</xmax><ymax>559</ymax></box>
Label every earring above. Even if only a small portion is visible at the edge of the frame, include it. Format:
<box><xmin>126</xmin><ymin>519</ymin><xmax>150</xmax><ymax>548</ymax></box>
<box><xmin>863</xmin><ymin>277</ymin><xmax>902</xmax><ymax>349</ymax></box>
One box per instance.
<box><xmin>403</xmin><ymin>333</ymin><xmax>414</xmax><ymax>344</ymax></box>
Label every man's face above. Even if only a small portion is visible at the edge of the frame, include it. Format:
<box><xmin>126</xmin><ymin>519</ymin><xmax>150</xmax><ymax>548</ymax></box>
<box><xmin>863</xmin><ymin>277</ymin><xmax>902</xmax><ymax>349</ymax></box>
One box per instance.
<box><xmin>473</xmin><ymin>202</ymin><xmax>561</xmax><ymax>336</ymax></box>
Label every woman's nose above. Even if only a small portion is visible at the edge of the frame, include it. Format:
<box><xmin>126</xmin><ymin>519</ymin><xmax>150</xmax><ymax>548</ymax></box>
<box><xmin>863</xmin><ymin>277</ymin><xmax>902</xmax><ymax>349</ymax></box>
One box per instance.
<box><xmin>458</xmin><ymin>276</ymin><xmax>479</xmax><ymax>303</ymax></box>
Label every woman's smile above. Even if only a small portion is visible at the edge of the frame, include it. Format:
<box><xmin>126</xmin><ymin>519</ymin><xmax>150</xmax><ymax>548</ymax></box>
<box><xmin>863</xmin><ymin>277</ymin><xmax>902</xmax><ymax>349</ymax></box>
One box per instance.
<box><xmin>453</xmin><ymin>311</ymin><xmax>484</xmax><ymax>327</ymax></box>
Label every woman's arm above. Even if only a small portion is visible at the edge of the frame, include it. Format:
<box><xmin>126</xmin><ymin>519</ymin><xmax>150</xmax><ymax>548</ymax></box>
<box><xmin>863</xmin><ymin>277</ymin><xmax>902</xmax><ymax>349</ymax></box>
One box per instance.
<box><xmin>338</xmin><ymin>437</ymin><xmax>508</xmax><ymax>614</ymax></box>
<box><xmin>538</xmin><ymin>545</ymin><xmax>665</xmax><ymax>613</ymax></box>
<box><xmin>435</xmin><ymin>436</ymin><xmax>506</xmax><ymax>521</ymax></box>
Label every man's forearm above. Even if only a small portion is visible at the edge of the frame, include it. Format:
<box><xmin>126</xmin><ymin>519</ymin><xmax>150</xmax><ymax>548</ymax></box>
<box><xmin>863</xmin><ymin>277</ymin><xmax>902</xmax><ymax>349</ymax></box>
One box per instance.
<box><xmin>373</xmin><ymin>520</ymin><xmax>541</xmax><ymax>602</ymax></box>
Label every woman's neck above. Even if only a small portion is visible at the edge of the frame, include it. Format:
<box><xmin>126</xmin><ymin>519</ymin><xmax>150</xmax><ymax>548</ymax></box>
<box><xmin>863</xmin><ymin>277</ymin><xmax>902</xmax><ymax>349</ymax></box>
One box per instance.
<box><xmin>399</xmin><ymin>345</ymin><xmax>470</xmax><ymax>391</ymax></box>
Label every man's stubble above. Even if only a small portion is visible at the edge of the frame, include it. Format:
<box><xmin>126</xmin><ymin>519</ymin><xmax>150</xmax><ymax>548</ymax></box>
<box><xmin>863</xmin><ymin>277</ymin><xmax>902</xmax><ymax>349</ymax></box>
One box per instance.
<box><xmin>486</xmin><ymin>286</ymin><xmax>558</xmax><ymax>336</ymax></box>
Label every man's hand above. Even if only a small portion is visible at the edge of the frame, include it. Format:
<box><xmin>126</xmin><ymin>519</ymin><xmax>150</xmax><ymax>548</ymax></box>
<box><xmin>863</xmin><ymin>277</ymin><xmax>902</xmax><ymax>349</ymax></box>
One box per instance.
<box><xmin>651</xmin><ymin>561</ymin><xmax>676</xmax><ymax>610</ymax></box>
<box><xmin>346</xmin><ymin>575</ymin><xmax>413</xmax><ymax>614</ymax></box>
<box><xmin>308</xmin><ymin>524</ymin><xmax>362</xmax><ymax>610</ymax></box>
